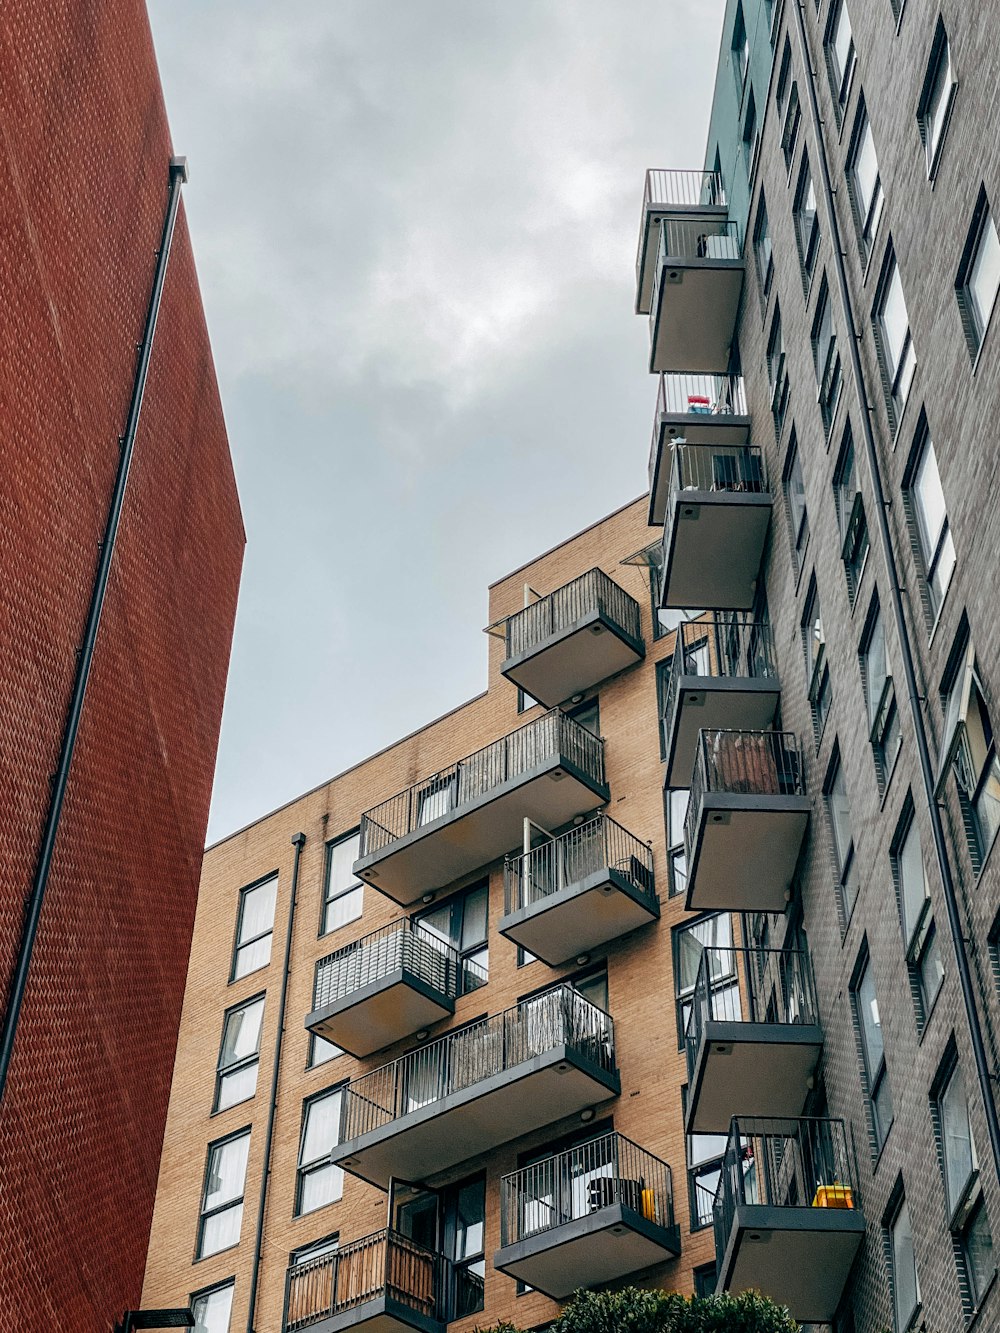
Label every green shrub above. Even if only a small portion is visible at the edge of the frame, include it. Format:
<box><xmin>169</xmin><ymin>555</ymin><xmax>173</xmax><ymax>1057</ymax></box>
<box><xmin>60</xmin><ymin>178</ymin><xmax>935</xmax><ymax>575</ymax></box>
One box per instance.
<box><xmin>474</xmin><ymin>1286</ymin><xmax>798</xmax><ymax>1333</ymax></box>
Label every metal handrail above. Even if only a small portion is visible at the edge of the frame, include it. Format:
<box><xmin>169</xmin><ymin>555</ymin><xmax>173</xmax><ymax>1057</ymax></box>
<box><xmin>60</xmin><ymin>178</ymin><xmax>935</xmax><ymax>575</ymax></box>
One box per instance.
<box><xmin>685</xmin><ymin>729</ymin><xmax>805</xmax><ymax>859</ymax></box>
<box><xmin>712</xmin><ymin>1116</ymin><xmax>860</xmax><ymax>1263</ymax></box>
<box><xmin>499</xmin><ymin>1130</ymin><xmax>674</xmax><ymax>1246</ymax></box>
<box><xmin>283</xmin><ymin>1229</ymin><xmax>448</xmax><ymax>1332</ymax></box>
<box><xmin>503</xmin><ymin>568</ymin><xmax>641</xmax><ymax>661</ymax></box>
<box><xmin>643</xmin><ymin>169</ymin><xmax>726</xmax><ymax>210</ymax></box>
<box><xmin>661</xmin><ymin>620</ymin><xmax>777</xmax><ymax>760</ymax></box>
<box><xmin>669</xmin><ymin>441</ymin><xmax>769</xmax><ymax>495</ymax></box>
<box><xmin>312</xmin><ymin>919</ymin><xmax>487</xmax><ymax>1012</ymax></box>
<box><xmin>503</xmin><ymin>814</ymin><xmax>654</xmax><ymax>914</ymax></box>
<box><xmin>656</xmin><ymin>215</ymin><xmax>741</xmax><ymax>265</ymax></box>
<box><xmin>358</xmin><ymin>709</ymin><xmax>606</xmax><ymax>858</ymax></box>
<box><xmin>338</xmin><ymin>985</ymin><xmax>616</xmax><ymax>1143</ymax></box>
<box><xmin>684</xmin><ymin>946</ymin><xmax>820</xmax><ymax>1086</ymax></box>
<box><xmin>648</xmin><ymin>376</ymin><xmax>749</xmax><ymax>492</ymax></box>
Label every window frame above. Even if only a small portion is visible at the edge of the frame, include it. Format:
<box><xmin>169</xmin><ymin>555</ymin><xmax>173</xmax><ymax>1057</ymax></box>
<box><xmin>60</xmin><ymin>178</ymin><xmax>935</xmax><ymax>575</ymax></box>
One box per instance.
<box><xmin>214</xmin><ymin>993</ymin><xmax>266</xmax><ymax>1114</ymax></box>
<box><xmin>847</xmin><ymin>99</ymin><xmax>884</xmax><ymax>264</ymax></box>
<box><xmin>793</xmin><ymin>155</ymin><xmax>820</xmax><ymax>293</ymax></box>
<box><xmin>782</xmin><ymin>429</ymin><xmax>809</xmax><ymax>574</ymax></box>
<box><xmin>903</xmin><ymin>419</ymin><xmax>955</xmax><ymax>626</ymax></box>
<box><xmin>753</xmin><ymin>194</ymin><xmax>774</xmax><ymax>303</ymax></box>
<box><xmin>873</xmin><ymin>247</ymin><xmax>916</xmax><ymax>430</ymax></box>
<box><xmin>415</xmin><ymin>879</ymin><xmax>489</xmax><ymax>994</ymax></box>
<box><xmin>956</xmin><ymin>187</ymin><xmax>1000</xmax><ymax>360</ymax></box>
<box><xmin>812</xmin><ymin>275</ymin><xmax>842</xmax><ymax>435</ymax></box>
<box><xmin>860</xmin><ymin>595</ymin><xmax>900</xmax><ymax>787</ymax></box>
<box><xmin>321</xmin><ymin>831</ymin><xmax>364</xmax><ymax>937</ymax></box>
<box><xmin>295</xmin><ymin>1086</ymin><xmax>346</xmax><ymax>1218</ymax></box>
<box><xmin>832</xmin><ymin>424</ymin><xmax>869</xmax><ymax>605</ymax></box>
<box><xmin>824</xmin><ymin>0</ymin><xmax>857</xmax><ymax>121</ymax></box>
<box><xmin>886</xmin><ymin>1188</ymin><xmax>921</xmax><ymax>1332</ymax></box>
<box><xmin>851</xmin><ymin>948</ymin><xmax>894</xmax><ymax>1154</ymax></box>
<box><xmin>825</xmin><ymin>748</ymin><xmax>860</xmax><ymax>926</ymax></box>
<box><xmin>230</xmin><ymin>874</ymin><xmax>278</xmax><ymax>984</ymax></box>
<box><xmin>672</xmin><ymin>912</ymin><xmax>737</xmax><ymax>1049</ymax></box>
<box><xmin>768</xmin><ymin>305</ymin><xmax>789</xmax><ymax>438</ymax></box>
<box><xmin>917</xmin><ymin>18</ymin><xmax>957</xmax><ymax>181</ymax></box>
<box><xmin>197</xmin><ymin>1128</ymin><xmax>251</xmax><ymax>1261</ymax></box>
<box><xmin>191</xmin><ymin>1278</ymin><xmax>236</xmax><ymax>1333</ymax></box>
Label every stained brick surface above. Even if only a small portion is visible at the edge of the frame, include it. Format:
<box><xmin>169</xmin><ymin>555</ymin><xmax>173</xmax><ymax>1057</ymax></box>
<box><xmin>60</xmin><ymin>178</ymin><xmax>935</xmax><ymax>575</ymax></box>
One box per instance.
<box><xmin>0</xmin><ymin>3</ymin><xmax>243</xmax><ymax>1329</ymax></box>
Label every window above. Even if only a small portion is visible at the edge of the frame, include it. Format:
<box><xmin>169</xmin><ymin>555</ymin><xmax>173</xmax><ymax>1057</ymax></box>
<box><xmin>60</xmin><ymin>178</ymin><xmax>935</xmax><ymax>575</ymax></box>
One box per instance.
<box><xmin>192</xmin><ymin>1280</ymin><xmax>235</xmax><ymax>1333</ymax></box>
<box><xmin>934</xmin><ymin>1056</ymin><xmax>980</xmax><ymax>1220</ymax></box>
<box><xmin>292</xmin><ymin>1234</ymin><xmax>340</xmax><ymax>1265</ymax></box>
<box><xmin>232</xmin><ymin>876</ymin><xmax>277</xmax><ymax>982</ymax></box>
<box><xmin>825</xmin><ymin>0</ymin><xmax>856</xmax><ymax>118</ymax></box>
<box><xmin>905</xmin><ymin>425</ymin><xmax>955</xmax><ymax>623</ymax></box>
<box><xmin>913</xmin><ymin>920</ymin><xmax>945</xmax><ymax>1024</ymax></box>
<box><xmin>891</xmin><ymin>798</ymin><xmax>929</xmax><ymax>949</ymax></box>
<box><xmin>198</xmin><ymin>1130</ymin><xmax>250</xmax><ymax>1259</ymax></box>
<box><xmin>963</xmin><ymin>1197</ymin><xmax>996</xmax><ymax>1308</ymax></box>
<box><xmin>826</xmin><ymin>751</ymin><xmax>859</xmax><ymax>922</ymax></box>
<box><xmin>753</xmin><ymin>195</ymin><xmax>773</xmax><ymax>300</ymax></box>
<box><xmin>848</xmin><ymin>102</ymin><xmax>884</xmax><ymax>262</ymax></box>
<box><xmin>215</xmin><ymin>995</ymin><xmax>265</xmax><ymax>1112</ymax></box>
<box><xmin>833</xmin><ymin>426</ymin><xmax>869</xmax><ymax>603</ymax></box>
<box><xmin>417</xmin><ymin>880</ymin><xmax>489</xmax><ymax>992</ymax></box>
<box><xmin>852</xmin><ymin>951</ymin><xmax>893</xmax><ymax>1151</ymax></box>
<box><xmin>794</xmin><ymin>157</ymin><xmax>820</xmax><ymax>290</ymax></box>
<box><xmin>732</xmin><ymin>3</ymin><xmax>749</xmax><ymax>89</ymax></box>
<box><xmin>444</xmin><ymin>1175</ymin><xmax>486</xmax><ymax>1317</ymax></box>
<box><xmin>517</xmin><ymin>687</ymin><xmax>540</xmax><ymax>712</ymax></box>
<box><xmin>813</xmin><ymin>278</ymin><xmax>842</xmax><ymax>434</ymax></box>
<box><xmin>308</xmin><ymin>1032</ymin><xmax>343</xmax><ymax>1068</ymax></box>
<box><xmin>567</xmin><ymin>695</ymin><xmax>600</xmax><ymax>737</ymax></box>
<box><xmin>803</xmin><ymin>578</ymin><xmax>831</xmax><ymax>744</ymax></box>
<box><xmin>917</xmin><ymin>19</ymin><xmax>957</xmax><ymax>179</ymax></box>
<box><xmin>296</xmin><ymin>1088</ymin><xmax>344</xmax><ymax>1216</ymax></box>
<box><xmin>782</xmin><ymin>83</ymin><xmax>801</xmax><ymax>172</ymax></box>
<box><xmin>874</xmin><ymin>249</ymin><xmax>916</xmax><ymax>427</ymax></box>
<box><xmin>768</xmin><ymin>306</ymin><xmax>789</xmax><ymax>437</ymax></box>
<box><xmin>673</xmin><ymin>914</ymin><xmax>738</xmax><ymax>1045</ymax></box>
<box><xmin>888</xmin><ymin>1193</ymin><xmax>921</xmax><ymax>1331</ymax></box>
<box><xmin>417</xmin><ymin>774</ymin><xmax>456</xmax><ymax>825</ymax></box>
<box><xmin>665</xmin><ymin>787</ymin><xmax>689</xmax><ymax>899</ymax></box>
<box><xmin>743</xmin><ymin>91</ymin><xmax>760</xmax><ymax>178</ymax></box>
<box><xmin>687</xmin><ymin>1118</ymin><xmax>728</xmax><ymax>1230</ymax></box>
<box><xmin>937</xmin><ymin>631</ymin><xmax>1000</xmax><ymax>870</ymax></box>
<box><xmin>861</xmin><ymin>598</ymin><xmax>901</xmax><ymax>785</ymax></box>
<box><xmin>694</xmin><ymin>1263</ymin><xmax>718</xmax><ymax>1298</ymax></box>
<box><xmin>322</xmin><ymin>832</ymin><xmax>363</xmax><ymax>935</ymax></box>
<box><xmin>783</xmin><ymin>432</ymin><xmax>809</xmax><ymax>573</ymax></box>
<box><xmin>957</xmin><ymin>188</ymin><xmax>1000</xmax><ymax>358</ymax></box>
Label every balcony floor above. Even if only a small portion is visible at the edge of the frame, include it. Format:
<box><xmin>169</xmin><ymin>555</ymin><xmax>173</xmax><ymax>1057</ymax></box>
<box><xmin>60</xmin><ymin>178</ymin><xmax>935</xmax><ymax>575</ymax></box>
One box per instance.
<box><xmin>686</xmin><ymin>1021</ymin><xmax>824</xmax><ymax>1135</ymax></box>
<box><xmin>649</xmin><ymin>260</ymin><xmax>744</xmax><ymax>375</ymax></box>
<box><xmin>717</xmin><ymin>1203</ymin><xmax>866</xmax><ymax>1324</ymax></box>
<box><xmin>664</xmin><ymin>679</ymin><xmax>781</xmax><ymax>788</ymax></box>
<box><xmin>355</xmin><ymin>759</ymin><xmax>609</xmax><ymax>906</ymax></box>
<box><xmin>661</xmin><ymin>493</ymin><xmax>772</xmax><ymax>610</ymax></box>
<box><xmin>306</xmin><ymin>972</ymin><xmax>455</xmax><ymax>1059</ymax></box>
<box><xmin>335</xmin><ymin>1046</ymin><xmax>621</xmax><ymax>1190</ymax></box>
<box><xmin>498</xmin><ymin>867</ymin><xmax>659</xmax><ymax>967</ymax></box>
<box><xmin>685</xmin><ymin>793</ymin><xmax>810</xmax><ymax>914</ymax></box>
<box><xmin>494</xmin><ymin>1203</ymin><xmax>681</xmax><ymax>1300</ymax></box>
<box><xmin>648</xmin><ymin>415</ymin><xmax>752</xmax><ymax>526</ymax></box>
<box><xmin>501</xmin><ymin>610</ymin><xmax>644</xmax><ymax>709</ymax></box>
<box><xmin>288</xmin><ymin>1295</ymin><xmax>445</xmax><ymax>1333</ymax></box>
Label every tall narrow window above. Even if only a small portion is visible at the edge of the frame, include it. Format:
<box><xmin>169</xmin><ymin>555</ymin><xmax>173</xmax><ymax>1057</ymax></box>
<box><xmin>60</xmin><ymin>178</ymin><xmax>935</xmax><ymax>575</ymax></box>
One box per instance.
<box><xmin>826</xmin><ymin>751</ymin><xmax>859</xmax><ymax>921</ymax></box>
<box><xmin>417</xmin><ymin>880</ymin><xmax>489</xmax><ymax>992</ymax></box>
<box><xmin>860</xmin><ymin>598</ymin><xmax>900</xmax><ymax>786</ymax></box>
<box><xmin>783</xmin><ymin>431</ymin><xmax>809</xmax><ymax>573</ymax></box>
<box><xmin>768</xmin><ymin>306</ymin><xmax>789</xmax><ymax>437</ymax></box>
<box><xmin>198</xmin><ymin>1130</ymin><xmax>250</xmax><ymax>1259</ymax></box>
<box><xmin>891</xmin><ymin>797</ymin><xmax>943</xmax><ymax>1029</ymax></box>
<box><xmin>957</xmin><ymin>188</ymin><xmax>1000</xmax><ymax>359</ymax></box>
<box><xmin>936</xmin><ymin>630</ymin><xmax>1000</xmax><ymax>871</ymax></box>
<box><xmin>932</xmin><ymin>1052</ymin><xmax>994</xmax><ymax>1311</ymax></box>
<box><xmin>215</xmin><ymin>995</ymin><xmax>265</xmax><ymax>1112</ymax></box>
<box><xmin>905</xmin><ymin>425</ymin><xmax>955</xmax><ymax>622</ymax></box>
<box><xmin>794</xmin><ymin>157</ymin><xmax>820</xmax><ymax>291</ymax></box>
<box><xmin>232</xmin><ymin>876</ymin><xmax>278</xmax><ymax>982</ymax></box>
<box><xmin>673</xmin><ymin>913</ymin><xmax>737</xmax><ymax>1045</ymax></box>
<box><xmin>322</xmin><ymin>831</ymin><xmax>363</xmax><ymax>935</ymax></box>
<box><xmin>813</xmin><ymin>278</ymin><xmax>841</xmax><ymax>434</ymax></box>
<box><xmin>753</xmin><ymin>195</ymin><xmax>773</xmax><ymax>300</ymax></box>
<box><xmin>296</xmin><ymin>1088</ymin><xmax>344</xmax><ymax>1216</ymax></box>
<box><xmin>888</xmin><ymin>1193</ymin><xmax>921</xmax><ymax>1331</ymax></box>
<box><xmin>308</xmin><ymin>1032</ymin><xmax>343</xmax><ymax>1068</ymax></box>
<box><xmin>803</xmin><ymin>578</ymin><xmax>831</xmax><ymax>744</ymax></box>
<box><xmin>847</xmin><ymin>101</ymin><xmax>884</xmax><ymax>262</ymax></box>
<box><xmin>825</xmin><ymin>0</ymin><xmax>856</xmax><ymax>117</ymax></box>
<box><xmin>782</xmin><ymin>82</ymin><xmax>801</xmax><ymax>172</ymax></box>
<box><xmin>874</xmin><ymin>249</ymin><xmax>916</xmax><ymax>428</ymax></box>
<box><xmin>192</xmin><ymin>1280</ymin><xmax>235</xmax><ymax>1333</ymax></box>
<box><xmin>665</xmin><ymin>786</ymin><xmax>689</xmax><ymax>900</ymax></box>
<box><xmin>686</xmin><ymin>1113</ymin><xmax>729</xmax><ymax>1230</ymax></box>
<box><xmin>444</xmin><ymin>1175</ymin><xmax>487</xmax><ymax>1318</ymax></box>
<box><xmin>917</xmin><ymin>19</ymin><xmax>957</xmax><ymax>179</ymax></box>
<box><xmin>851</xmin><ymin>951</ymin><xmax>893</xmax><ymax>1151</ymax></box>
<box><xmin>732</xmin><ymin>3</ymin><xmax>749</xmax><ymax>89</ymax></box>
<box><xmin>743</xmin><ymin>91</ymin><xmax>760</xmax><ymax>178</ymax></box>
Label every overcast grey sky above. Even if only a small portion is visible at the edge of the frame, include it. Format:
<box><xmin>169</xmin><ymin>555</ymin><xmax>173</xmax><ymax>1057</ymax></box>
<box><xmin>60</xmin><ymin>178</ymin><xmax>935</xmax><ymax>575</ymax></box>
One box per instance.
<box><xmin>145</xmin><ymin>1</ymin><xmax>725</xmax><ymax>843</ymax></box>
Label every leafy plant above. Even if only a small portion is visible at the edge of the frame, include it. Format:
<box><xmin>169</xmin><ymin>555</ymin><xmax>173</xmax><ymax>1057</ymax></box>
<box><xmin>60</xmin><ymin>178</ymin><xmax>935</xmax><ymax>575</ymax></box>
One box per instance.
<box><xmin>474</xmin><ymin>1287</ymin><xmax>798</xmax><ymax>1333</ymax></box>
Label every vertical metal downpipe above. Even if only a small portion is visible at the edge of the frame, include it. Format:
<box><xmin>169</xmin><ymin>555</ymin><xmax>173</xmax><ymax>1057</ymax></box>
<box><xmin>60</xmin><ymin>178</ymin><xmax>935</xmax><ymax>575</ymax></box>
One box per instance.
<box><xmin>789</xmin><ymin>0</ymin><xmax>1000</xmax><ymax>1181</ymax></box>
<box><xmin>247</xmin><ymin>831</ymin><xmax>306</xmax><ymax>1333</ymax></box>
<box><xmin>0</xmin><ymin>157</ymin><xmax>189</xmax><ymax>1109</ymax></box>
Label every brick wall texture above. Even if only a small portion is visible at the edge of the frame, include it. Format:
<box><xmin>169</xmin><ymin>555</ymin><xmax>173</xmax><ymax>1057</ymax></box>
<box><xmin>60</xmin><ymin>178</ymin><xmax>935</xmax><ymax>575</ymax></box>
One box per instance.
<box><xmin>0</xmin><ymin>3</ymin><xmax>244</xmax><ymax>1329</ymax></box>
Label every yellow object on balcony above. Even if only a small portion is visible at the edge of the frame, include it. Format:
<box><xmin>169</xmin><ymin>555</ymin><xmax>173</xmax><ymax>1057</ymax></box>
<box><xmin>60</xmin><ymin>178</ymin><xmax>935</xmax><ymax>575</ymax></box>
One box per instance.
<box><xmin>641</xmin><ymin>1188</ymin><xmax>658</xmax><ymax>1222</ymax></box>
<box><xmin>812</xmin><ymin>1183</ymin><xmax>854</xmax><ymax>1210</ymax></box>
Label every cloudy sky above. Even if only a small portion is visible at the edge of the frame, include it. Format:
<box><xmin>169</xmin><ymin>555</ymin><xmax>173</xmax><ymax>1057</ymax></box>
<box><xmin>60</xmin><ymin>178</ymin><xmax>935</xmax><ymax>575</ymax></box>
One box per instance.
<box><xmin>145</xmin><ymin>1</ymin><xmax>726</xmax><ymax>844</ymax></box>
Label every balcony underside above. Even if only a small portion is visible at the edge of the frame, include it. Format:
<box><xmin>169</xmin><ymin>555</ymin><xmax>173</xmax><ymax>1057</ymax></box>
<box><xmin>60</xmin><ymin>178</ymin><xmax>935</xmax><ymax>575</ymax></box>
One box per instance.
<box><xmin>648</xmin><ymin>416</ymin><xmax>752</xmax><ymax>526</ymax></box>
<box><xmin>290</xmin><ymin>1295</ymin><xmax>445</xmax><ymax>1333</ymax></box>
<box><xmin>355</xmin><ymin>759</ymin><xmax>609</xmax><ymax>906</ymax></box>
<box><xmin>494</xmin><ymin>1204</ymin><xmax>681</xmax><ymax>1300</ymax></box>
<box><xmin>661</xmin><ymin>494</ymin><xmax>772</xmax><ymax>610</ymax></box>
<box><xmin>635</xmin><ymin>206</ymin><xmax>729</xmax><ymax>316</ymax></box>
<box><xmin>664</xmin><ymin>680</ymin><xmax>781</xmax><ymax>788</ymax></box>
<box><xmin>501</xmin><ymin>611</ymin><xmax>644</xmax><ymax>709</ymax></box>
<box><xmin>498</xmin><ymin>867</ymin><xmax>660</xmax><ymax>967</ymax></box>
<box><xmin>685</xmin><ymin>794</ymin><xmax>810</xmax><ymax>914</ymax></box>
<box><xmin>335</xmin><ymin>1048</ymin><xmax>620</xmax><ymax>1190</ymax></box>
<box><xmin>649</xmin><ymin>261</ymin><xmax>744</xmax><ymax>375</ymax></box>
<box><xmin>306</xmin><ymin>971</ymin><xmax>455</xmax><ymax>1059</ymax></box>
<box><xmin>717</xmin><ymin>1204</ymin><xmax>865</xmax><ymax>1324</ymax></box>
<box><xmin>686</xmin><ymin>1021</ymin><xmax>824</xmax><ymax>1135</ymax></box>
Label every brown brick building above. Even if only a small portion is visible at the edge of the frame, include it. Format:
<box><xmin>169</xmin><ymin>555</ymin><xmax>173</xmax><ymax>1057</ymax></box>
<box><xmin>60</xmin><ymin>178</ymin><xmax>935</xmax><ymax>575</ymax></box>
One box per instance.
<box><xmin>0</xmin><ymin>4</ymin><xmax>243</xmax><ymax>1331</ymax></box>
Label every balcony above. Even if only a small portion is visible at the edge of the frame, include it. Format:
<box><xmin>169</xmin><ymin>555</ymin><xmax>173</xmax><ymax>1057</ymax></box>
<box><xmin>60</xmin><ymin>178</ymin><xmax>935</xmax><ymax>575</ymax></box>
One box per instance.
<box><xmin>333</xmin><ymin>985</ymin><xmax>620</xmax><ymax>1189</ymax></box>
<box><xmin>499</xmin><ymin>569</ymin><xmax>644</xmax><ymax>709</ymax></box>
<box><xmin>713</xmin><ymin>1117</ymin><xmax>865</xmax><ymax>1324</ymax></box>
<box><xmin>499</xmin><ymin>814</ymin><xmax>659</xmax><ymax>967</ymax></box>
<box><xmin>684</xmin><ymin>731</ymin><xmax>810</xmax><ymax>914</ymax></box>
<box><xmin>635</xmin><ymin>169</ymin><xmax>728</xmax><ymax>316</ymax></box>
<box><xmin>495</xmin><ymin>1132</ymin><xmax>680</xmax><ymax>1299</ymax></box>
<box><xmin>305</xmin><ymin>920</ymin><xmax>486</xmax><ymax>1059</ymax></box>
<box><xmin>661</xmin><ymin>619</ymin><xmax>780</xmax><ymax>787</ymax></box>
<box><xmin>658</xmin><ymin>444</ymin><xmax>772</xmax><ymax>611</ymax></box>
<box><xmin>354</xmin><ymin>710</ymin><xmax>609</xmax><ymax>906</ymax></box>
<box><xmin>647</xmin><ymin>375</ymin><xmax>750</xmax><ymax>526</ymax></box>
<box><xmin>684</xmin><ymin>946</ymin><xmax>823</xmax><ymax>1135</ymax></box>
<box><xmin>283</xmin><ymin>1230</ymin><xmax>448</xmax><ymax>1333</ymax></box>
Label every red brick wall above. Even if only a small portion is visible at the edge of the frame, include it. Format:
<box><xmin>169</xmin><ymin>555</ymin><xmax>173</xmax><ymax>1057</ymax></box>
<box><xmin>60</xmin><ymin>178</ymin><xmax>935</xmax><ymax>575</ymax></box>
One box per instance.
<box><xmin>0</xmin><ymin>3</ymin><xmax>244</xmax><ymax>1328</ymax></box>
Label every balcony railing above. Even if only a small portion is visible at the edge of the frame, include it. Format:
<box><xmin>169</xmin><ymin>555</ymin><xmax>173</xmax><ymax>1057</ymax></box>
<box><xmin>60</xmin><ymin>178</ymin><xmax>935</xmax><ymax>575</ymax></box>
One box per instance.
<box><xmin>686</xmin><ymin>730</ymin><xmax>805</xmax><ymax>854</ymax></box>
<box><xmin>667</xmin><ymin>442</ymin><xmax>768</xmax><ymax>497</ymax></box>
<box><xmin>504</xmin><ymin>814</ymin><xmax>654</xmax><ymax>916</ymax></box>
<box><xmin>340</xmin><ymin>985</ymin><xmax>616</xmax><ymax>1143</ymax></box>
<box><xmin>661</xmin><ymin>619</ymin><xmax>777</xmax><ymax>749</ymax></box>
<box><xmin>284</xmin><ymin>1230</ymin><xmax>448</xmax><ymax>1332</ymax></box>
<box><xmin>713</xmin><ymin>1116</ymin><xmax>861</xmax><ymax>1259</ymax></box>
<box><xmin>685</xmin><ymin>946</ymin><xmax>820</xmax><ymax>1087</ymax></box>
<box><xmin>504</xmin><ymin>568</ymin><xmax>641</xmax><ymax>662</ymax></box>
<box><xmin>637</xmin><ymin>171</ymin><xmax>726</xmax><ymax>288</ymax></box>
<box><xmin>500</xmin><ymin>1130</ymin><xmax>674</xmax><ymax>1246</ymax></box>
<box><xmin>358</xmin><ymin>709</ymin><xmax>606</xmax><ymax>859</ymax></box>
<box><xmin>648</xmin><ymin>375</ymin><xmax>748</xmax><ymax>487</ymax></box>
<box><xmin>312</xmin><ymin>919</ymin><xmax>486</xmax><ymax>1015</ymax></box>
